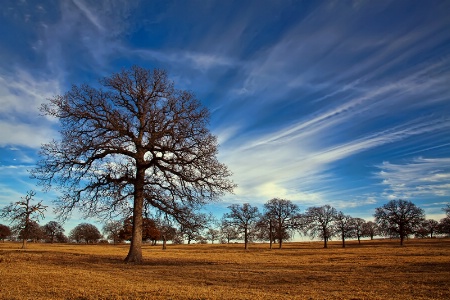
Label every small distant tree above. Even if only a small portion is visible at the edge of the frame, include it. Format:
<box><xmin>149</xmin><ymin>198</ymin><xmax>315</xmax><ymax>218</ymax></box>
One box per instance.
<box><xmin>352</xmin><ymin>218</ymin><xmax>366</xmax><ymax>244</ymax></box>
<box><xmin>303</xmin><ymin>205</ymin><xmax>337</xmax><ymax>248</ymax></box>
<box><xmin>205</xmin><ymin>228</ymin><xmax>220</xmax><ymax>244</ymax></box>
<box><xmin>220</xmin><ymin>218</ymin><xmax>239</xmax><ymax>243</ymax></box>
<box><xmin>119</xmin><ymin>217</ymin><xmax>161</xmax><ymax>244</ymax></box>
<box><xmin>69</xmin><ymin>223</ymin><xmax>102</xmax><ymax>243</ymax></box>
<box><xmin>55</xmin><ymin>231</ymin><xmax>69</xmax><ymax>243</ymax></box>
<box><xmin>19</xmin><ymin>220</ymin><xmax>45</xmax><ymax>242</ymax></box>
<box><xmin>0</xmin><ymin>224</ymin><xmax>12</xmax><ymax>242</ymax></box>
<box><xmin>0</xmin><ymin>191</ymin><xmax>47</xmax><ymax>249</ymax></box>
<box><xmin>374</xmin><ymin>199</ymin><xmax>425</xmax><ymax>245</ymax></box>
<box><xmin>362</xmin><ymin>221</ymin><xmax>378</xmax><ymax>240</ymax></box>
<box><xmin>334</xmin><ymin>212</ymin><xmax>354</xmax><ymax>248</ymax></box>
<box><xmin>42</xmin><ymin>221</ymin><xmax>65</xmax><ymax>243</ymax></box>
<box><xmin>178</xmin><ymin>212</ymin><xmax>210</xmax><ymax>244</ymax></box>
<box><xmin>421</xmin><ymin>219</ymin><xmax>439</xmax><ymax>238</ymax></box>
<box><xmin>263</xmin><ymin>198</ymin><xmax>299</xmax><ymax>249</ymax></box>
<box><xmin>223</xmin><ymin>203</ymin><xmax>261</xmax><ymax>250</ymax></box>
<box><xmin>158</xmin><ymin>222</ymin><xmax>177</xmax><ymax>249</ymax></box>
<box><xmin>444</xmin><ymin>204</ymin><xmax>450</xmax><ymax>217</ymax></box>
<box><xmin>103</xmin><ymin>221</ymin><xmax>123</xmax><ymax>244</ymax></box>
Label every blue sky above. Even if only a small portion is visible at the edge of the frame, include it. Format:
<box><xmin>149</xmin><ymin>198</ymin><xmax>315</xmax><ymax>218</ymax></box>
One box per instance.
<box><xmin>1</xmin><ymin>0</ymin><xmax>449</xmax><ymax>232</ymax></box>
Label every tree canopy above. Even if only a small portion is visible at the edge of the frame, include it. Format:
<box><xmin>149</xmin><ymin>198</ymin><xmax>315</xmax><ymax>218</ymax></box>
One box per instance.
<box><xmin>374</xmin><ymin>199</ymin><xmax>425</xmax><ymax>245</ymax></box>
<box><xmin>32</xmin><ymin>66</ymin><xmax>235</xmax><ymax>263</ymax></box>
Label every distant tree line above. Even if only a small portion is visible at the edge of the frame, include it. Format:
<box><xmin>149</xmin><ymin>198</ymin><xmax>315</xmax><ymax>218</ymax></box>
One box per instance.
<box><xmin>1</xmin><ymin>192</ymin><xmax>450</xmax><ymax>248</ymax></box>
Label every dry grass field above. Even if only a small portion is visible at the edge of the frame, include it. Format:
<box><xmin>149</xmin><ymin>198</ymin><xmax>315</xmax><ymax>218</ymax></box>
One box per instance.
<box><xmin>1</xmin><ymin>239</ymin><xmax>449</xmax><ymax>299</ymax></box>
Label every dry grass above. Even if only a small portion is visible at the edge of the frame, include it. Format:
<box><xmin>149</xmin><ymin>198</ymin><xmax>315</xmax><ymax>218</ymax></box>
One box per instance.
<box><xmin>1</xmin><ymin>239</ymin><xmax>450</xmax><ymax>299</ymax></box>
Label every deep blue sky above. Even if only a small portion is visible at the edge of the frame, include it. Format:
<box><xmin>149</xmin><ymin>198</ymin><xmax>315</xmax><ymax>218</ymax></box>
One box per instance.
<box><xmin>1</xmin><ymin>0</ymin><xmax>449</xmax><ymax>232</ymax></box>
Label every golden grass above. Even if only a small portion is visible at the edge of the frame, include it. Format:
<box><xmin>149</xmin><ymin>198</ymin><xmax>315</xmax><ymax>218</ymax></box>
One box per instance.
<box><xmin>1</xmin><ymin>239</ymin><xmax>450</xmax><ymax>299</ymax></box>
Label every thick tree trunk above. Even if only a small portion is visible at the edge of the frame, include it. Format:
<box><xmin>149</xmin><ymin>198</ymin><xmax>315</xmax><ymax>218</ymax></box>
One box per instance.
<box><xmin>342</xmin><ymin>233</ymin><xmax>345</xmax><ymax>248</ymax></box>
<box><xmin>244</xmin><ymin>228</ymin><xmax>248</xmax><ymax>250</ymax></box>
<box><xmin>269</xmin><ymin>220</ymin><xmax>273</xmax><ymax>249</ymax></box>
<box><xmin>125</xmin><ymin>172</ymin><xmax>145</xmax><ymax>263</ymax></box>
<box><xmin>323</xmin><ymin>236</ymin><xmax>328</xmax><ymax>248</ymax></box>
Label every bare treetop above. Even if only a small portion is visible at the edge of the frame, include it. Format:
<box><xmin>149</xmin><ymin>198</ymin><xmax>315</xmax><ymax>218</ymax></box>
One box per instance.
<box><xmin>33</xmin><ymin>66</ymin><xmax>235</xmax><ymax>263</ymax></box>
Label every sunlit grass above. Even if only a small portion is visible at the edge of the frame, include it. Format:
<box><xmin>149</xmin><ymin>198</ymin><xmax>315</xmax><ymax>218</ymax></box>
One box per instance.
<box><xmin>1</xmin><ymin>239</ymin><xmax>449</xmax><ymax>299</ymax></box>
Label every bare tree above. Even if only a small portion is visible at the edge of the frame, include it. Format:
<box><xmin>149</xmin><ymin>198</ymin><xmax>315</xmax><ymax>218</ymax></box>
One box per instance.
<box><xmin>69</xmin><ymin>223</ymin><xmax>102</xmax><ymax>243</ymax></box>
<box><xmin>223</xmin><ymin>203</ymin><xmax>261</xmax><ymax>249</ymax></box>
<box><xmin>220</xmin><ymin>218</ymin><xmax>239</xmax><ymax>243</ymax></box>
<box><xmin>32</xmin><ymin>66</ymin><xmax>234</xmax><ymax>263</ymax></box>
<box><xmin>374</xmin><ymin>199</ymin><xmax>425</xmax><ymax>245</ymax></box>
<box><xmin>362</xmin><ymin>221</ymin><xmax>378</xmax><ymax>240</ymax></box>
<box><xmin>0</xmin><ymin>224</ymin><xmax>11</xmax><ymax>242</ymax></box>
<box><xmin>42</xmin><ymin>221</ymin><xmax>65</xmax><ymax>244</ymax></box>
<box><xmin>178</xmin><ymin>212</ymin><xmax>211</xmax><ymax>244</ymax></box>
<box><xmin>303</xmin><ymin>205</ymin><xmax>337</xmax><ymax>248</ymax></box>
<box><xmin>439</xmin><ymin>217</ymin><xmax>450</xmax><ymax>236</ymax></box>
<box><xmin>444</xmin><ymin>204</ymin><xmax>450</xmax><ymax>217</ymax></box>
<box><xmin>334</xmin><ymin>212</ymin><xmax>354</xmax><ymax>248</ymax></box>
<box><xmin>206</xmin><ymin>228</ymin><xmax>220</xmax><ymax>244</ymax></box>
<box><xmin>263</xmin><ymin>198</ymin><xmax>299</xmax><ymax>249</ymax></box>
<box><xmin>0</xmin><ymin>191</ymin><xmax>47</xmax><ymax>249</ymax></box>
<box><xmin>351</xmin><ymin>218</ymin><xmax>366</xmax><ymax>244</ymax></box>
<box><xmin>419</xmin><ymin>219</ymin><xmax>439</xmax><ymax>238</ymax></box>
<box><xmin>103</xmin><ymin>220</ymin><xmax>123</xmax><ymax>244</ymax></box>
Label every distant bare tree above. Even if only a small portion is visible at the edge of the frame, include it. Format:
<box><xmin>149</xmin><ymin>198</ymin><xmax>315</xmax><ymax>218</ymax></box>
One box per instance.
<box><xmin>420</xmin><ymin>219</ymin><xmax>439</xmax><ymax>238</ymax></box>
<box><xmin>439</xmin><ymin>217</ymin><xmax>450</xmax><ymax>236</ymax></box>
<box><xmin>303</xmin><ymin>205</ymin><xmax>337</xmax><ymax>248</ymax></box>
<box><xmin>69</xmin><ymin>223</ymin><xmax>102</xmax><ymax>243</ymax></box>
<box><xmin>334</xmin><ymin>212</ymin><xmax>354</xmax><ymax>248</ymax></box>
<box><xmin>444</xmin><ymin>204</ymin><xmax>450</xmax><ymax>217</ymax></box>
<box><xmin>223</xmin><ymin>203</ymin><xmax>261</xmax><ymax>249</ymax></box>
<box><xmin>0</xmin><ymin>224</ymin><xmax>11</xmax><ymax>242</ymax></box>
<box><xmin>178</xmin><ymin>212</ymin><xmax>211</xmax><ymax>244</ymax></box>
<box><xmin>362</xmin><ymin>221</ymin><xmax>378</xmax><ymax>240</ymax></box>
<box><xmin>42</xmin><ymin>221</ymin><xmax>65</xmax><ymax>244</ymax></box>
<box><xmin>263</xmin><ymin>198</ymin><xmax>299</xmax><ymax>249</ymax></box>
<box><xmin>103</xmin><ymin>220</ymin><xmax>123</xmax><ymax>244</ymax></box>
<box><xmin>206</xmin><ymin>228</ymin><xmax>220</xmax><ymax>244</ymax></box>
<box><xmin>352</xmin><ymin>218</ymin><xmax>366</xmax><ymax>244</ymax></box>
<box><xmin>0</xmin><ymin>191</ymin><xmax>47</xmax><ymax>249</ymax></box>
<box><xmin>32</xmin><ymin>66</ymin><xmax>234</xmax><ymax>263</ymax></box>
<box><xmin>374</xmin><ymin>199</ymin><xmax>425</xmax><ymax>245</ymax></box>
<box><xmin>220</xmin><ymin>218</ymin><xmax>239</xmax><ymax>243</ymax></box>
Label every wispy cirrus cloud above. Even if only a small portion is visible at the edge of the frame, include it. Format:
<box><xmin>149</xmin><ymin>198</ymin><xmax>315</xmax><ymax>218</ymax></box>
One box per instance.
<box><xmin>0</xmin><ymin>70</ymin><xmax>59</xmax><ymax>148</ymax></box>
<box><xmin>376</xmin><ymin>157</ymin><xmax>450</xmax><ymax>199</ymax></box>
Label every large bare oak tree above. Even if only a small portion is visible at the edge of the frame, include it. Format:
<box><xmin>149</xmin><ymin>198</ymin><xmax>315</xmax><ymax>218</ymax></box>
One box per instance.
<box><xmin>33</xmin><ymin>66</ymin><xmax>234</xmax><ymax>263</ymax></box>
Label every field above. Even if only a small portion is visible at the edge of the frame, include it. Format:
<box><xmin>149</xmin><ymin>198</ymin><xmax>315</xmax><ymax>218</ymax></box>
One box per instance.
<box><xmin>1</xmin><ymin>239</ymin><xmax>450</xmax><ymax>299</ymax></box>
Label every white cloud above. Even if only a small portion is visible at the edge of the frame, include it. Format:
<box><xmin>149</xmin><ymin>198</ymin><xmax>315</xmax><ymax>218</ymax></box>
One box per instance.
<box><xmin>376</xmin><ymin>157</ymin><xmax>450</xmax><ymax>199</ymax></box>
<box><xmin>0</xmin><ymin>70</ymin><xmax>60</xmax><ymax>148</ymax></box>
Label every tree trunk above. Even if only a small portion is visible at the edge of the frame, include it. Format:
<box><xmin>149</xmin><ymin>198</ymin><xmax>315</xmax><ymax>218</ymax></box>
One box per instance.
<box><xmin>125</xmin><ymin>173</ymin><xmax>144</xmax><ymax>263</ymax></box>
<box><xmin>162</xmin><ymin>235</ymin><xmax>167</xmax><ymax>250</ymax></box>
<box><xmin>342</xmin><ymin>233</ymin><xmax>345</xmax><ymax>248</ymax></box>
<box><xmin>22</xmin><ymin>238</ymin><xmax>27</xmax><ymax>249</ymax></box>
<box><xmin>323</xmin><ymin>236</ymin><xmax>328</xmax><ymax>248</ymax></box>
<box><xmin>244</xmin><ymin>228</ymin><xmax>248</xmax><ymax>250</ymax></box>
<box><xmin>269</xmin><ymin>220</ymin><xmax>273</xmax><ymax>249</ymax></box>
